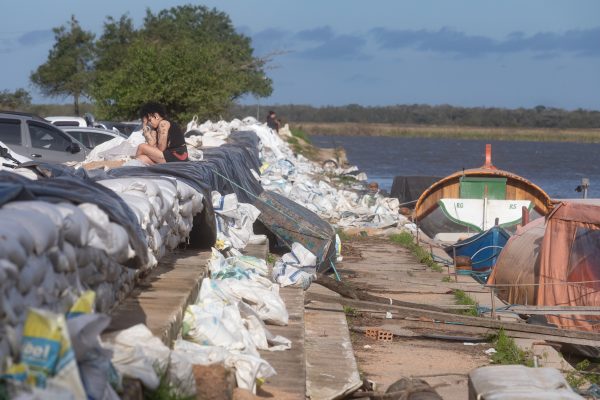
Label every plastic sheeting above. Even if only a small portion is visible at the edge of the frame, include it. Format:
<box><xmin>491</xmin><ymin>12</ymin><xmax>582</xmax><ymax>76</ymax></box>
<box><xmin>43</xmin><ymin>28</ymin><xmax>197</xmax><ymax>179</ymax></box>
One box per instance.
<box><xmin>0</xmin><ymin>169</ymin><xmax>148</xmax><ymax>268</ymax></box>
<box><xmin>253</xmin><ymin>190</ymin><xmax>336</xmax><ymax>271</ymax></box>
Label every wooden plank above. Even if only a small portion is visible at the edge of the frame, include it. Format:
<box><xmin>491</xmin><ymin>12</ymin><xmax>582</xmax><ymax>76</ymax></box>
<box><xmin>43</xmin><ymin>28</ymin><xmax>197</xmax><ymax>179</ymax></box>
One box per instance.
<box><xmin>506</xmin><ymin>305</ymin><xmax>600</xmax><ymax>315</ymax></box>
<box><xmin>306</xmin><ymin>292</ymin><xmax>600</xmax><ymax>344</ymax></box>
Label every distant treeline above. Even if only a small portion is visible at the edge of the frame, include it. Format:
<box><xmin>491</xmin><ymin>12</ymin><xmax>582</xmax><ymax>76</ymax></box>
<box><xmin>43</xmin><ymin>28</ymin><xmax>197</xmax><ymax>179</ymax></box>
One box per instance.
<box><xmin>230</xmin><ymin>104</ymin><xmax>600</xmax><ymax>129</ymax></box>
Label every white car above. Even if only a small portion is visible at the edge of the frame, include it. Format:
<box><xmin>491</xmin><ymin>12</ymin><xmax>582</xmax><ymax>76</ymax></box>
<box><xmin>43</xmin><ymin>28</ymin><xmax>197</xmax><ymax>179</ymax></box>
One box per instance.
<box><xmin>59</xmin><ymin>126</ymin><xmax>127</xmax><ymax>150</ymax></box>
<box><xmin>45</xmin><ymin>116</ymin><xmax>88</xmax><ymax>127</ymax></box>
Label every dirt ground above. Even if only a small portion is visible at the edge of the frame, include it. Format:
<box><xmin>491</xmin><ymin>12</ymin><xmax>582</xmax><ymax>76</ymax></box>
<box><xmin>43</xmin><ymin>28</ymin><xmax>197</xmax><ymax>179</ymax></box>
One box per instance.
<box><xmin>339</xmin><ymin>235</ymin><xmax>492</xmax><ymax>399</ymax></box>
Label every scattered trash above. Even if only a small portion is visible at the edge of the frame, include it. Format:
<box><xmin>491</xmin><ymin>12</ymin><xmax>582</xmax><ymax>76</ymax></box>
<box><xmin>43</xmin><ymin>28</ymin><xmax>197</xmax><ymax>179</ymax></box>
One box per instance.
<box><xmin>484</xmin><ymin>348</ymin><xmax>497</xmax><ymax>355</ymax></box>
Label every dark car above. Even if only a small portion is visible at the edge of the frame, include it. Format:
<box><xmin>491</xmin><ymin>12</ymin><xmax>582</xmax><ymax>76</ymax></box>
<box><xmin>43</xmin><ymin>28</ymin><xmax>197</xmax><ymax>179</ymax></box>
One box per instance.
<box><xmin>0</xmin><ymin>111</ymin><xmax>88</xmax><ymax>163</ymax></box>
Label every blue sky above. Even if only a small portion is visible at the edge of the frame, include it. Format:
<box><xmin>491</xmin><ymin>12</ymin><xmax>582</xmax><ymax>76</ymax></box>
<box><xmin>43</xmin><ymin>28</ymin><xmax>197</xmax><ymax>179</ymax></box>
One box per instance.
<box><xmin>1</xmin><ymin>0</ymin><xmax>599</xmax><ymax>110</ymax></box>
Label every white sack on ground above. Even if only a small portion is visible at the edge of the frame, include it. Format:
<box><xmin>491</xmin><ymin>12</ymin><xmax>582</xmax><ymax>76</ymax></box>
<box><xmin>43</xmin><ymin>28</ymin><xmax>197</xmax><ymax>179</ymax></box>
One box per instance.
<box><xmin>105</xmin><ymin>324</ymin><xmax>170</xmax><ymax>390</ymax></box>
<box><xmin>272</xmin><ymin>242</ymin><xmax>318</xmax><ymax>290</ymax></box>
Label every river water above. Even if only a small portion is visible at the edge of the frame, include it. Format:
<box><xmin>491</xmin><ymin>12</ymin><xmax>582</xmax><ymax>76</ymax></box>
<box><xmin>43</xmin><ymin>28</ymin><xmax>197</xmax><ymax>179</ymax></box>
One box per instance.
<box><xmin>310</xmin><ymin>135</ymin><xmax>600</xmax><ymax>199</ymax></box>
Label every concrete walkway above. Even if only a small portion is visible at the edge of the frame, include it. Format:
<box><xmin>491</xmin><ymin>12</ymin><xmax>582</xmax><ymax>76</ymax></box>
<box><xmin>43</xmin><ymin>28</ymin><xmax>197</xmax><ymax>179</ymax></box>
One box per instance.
<box><xmin>338</xmin><ymin>236</ymin><xmax>491</xmax><ymax>400</ymax></box>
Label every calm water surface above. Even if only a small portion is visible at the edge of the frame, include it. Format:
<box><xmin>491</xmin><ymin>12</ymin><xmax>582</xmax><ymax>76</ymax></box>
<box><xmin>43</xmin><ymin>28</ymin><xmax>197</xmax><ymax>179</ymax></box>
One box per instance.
<box><xmin>310</xmin><ymin>135</ymin><xmax>600</xmax><ymax>199</ymax></box>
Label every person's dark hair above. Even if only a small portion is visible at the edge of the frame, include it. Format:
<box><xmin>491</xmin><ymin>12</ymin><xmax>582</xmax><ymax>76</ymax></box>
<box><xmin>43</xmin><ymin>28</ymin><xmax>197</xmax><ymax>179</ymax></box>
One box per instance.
<box><xmin>139</xmin><ymin>102</ymin><xmax>167</xmax><ymax>119</ymax></box>
<box><xmin>268</xmin><ymin>110</ymin><xmax>276</xmax><ymax>116</ymax></box>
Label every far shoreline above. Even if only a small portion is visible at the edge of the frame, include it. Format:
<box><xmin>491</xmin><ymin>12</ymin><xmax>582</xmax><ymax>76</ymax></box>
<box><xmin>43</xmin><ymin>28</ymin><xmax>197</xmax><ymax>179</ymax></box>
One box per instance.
<box><xmin>294</xmin><ymin>122</ymin><xmax>600</xmax><ymax>143</ymax></box>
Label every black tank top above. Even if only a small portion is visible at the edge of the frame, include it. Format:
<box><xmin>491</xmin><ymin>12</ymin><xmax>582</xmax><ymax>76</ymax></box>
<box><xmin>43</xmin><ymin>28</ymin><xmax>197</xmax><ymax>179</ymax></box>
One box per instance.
<box><xmin>166</xmin><ymin>120</ymin><xmax>185</xmax><ymax>149</ymax></box>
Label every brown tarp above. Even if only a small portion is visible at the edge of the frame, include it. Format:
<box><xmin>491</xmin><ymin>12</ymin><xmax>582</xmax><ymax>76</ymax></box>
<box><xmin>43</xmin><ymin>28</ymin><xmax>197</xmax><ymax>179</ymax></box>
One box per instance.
<box><xmin>489</xmin><ymin>201</ymin><xmax>600</xmax><ymax>332</ymax></box>
<box><xmin>538</xmin><ymin>202</ymin><xmax>600</xmax><ymax>332</ymax></box>
<box><xmin>488</xmin><ymin>217</ymin><xmax>545</xmax><ymax>306</ymax></box>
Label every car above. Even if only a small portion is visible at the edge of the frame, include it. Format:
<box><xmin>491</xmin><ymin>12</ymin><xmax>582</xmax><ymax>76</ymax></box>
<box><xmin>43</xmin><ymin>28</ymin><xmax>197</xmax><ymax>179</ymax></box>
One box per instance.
<box><xmin>45</xmin><ymin>115</ymin><xmax>89</xmax><ymax>127</ymax></box>
<box><xmin>0</xmin><ymin>111</ymin><xmax>89</xmax><ymax>163</ymax></box>
<box><xmin>97</xmin><ymin>121</ymin><xmax>142</xmax><ymax>137</ymax></box>
<box><xmin>59</xmin><ymin>126</ymin><xmax>127</xmax><ymax>150</ymax></box>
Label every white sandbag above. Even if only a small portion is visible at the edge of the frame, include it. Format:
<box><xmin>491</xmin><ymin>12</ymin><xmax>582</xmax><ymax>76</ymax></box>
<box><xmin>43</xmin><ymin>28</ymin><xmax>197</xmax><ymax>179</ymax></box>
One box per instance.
<box><xmin>171</xmin><ymin>339</ymin><xmax>228</xmax><ymax>365</ymax></box>
<box><xmin>67</xmin><ymin>313</ymin><xmax>119</xmax><ymax>400</ymax></box>
<box><xmin>0</xmin><ymin>209</ymin><xmax>58</xmax><ymax>254</ymax></box>
<box><xmin>281</xmin><ymin>242</ymin><xmax>317</xmax><ymax>267</ymax></box>
<box><xmin>167</xmin><ymin>349</ymin><xmax>196</xmax><ymax>397</ymax></box>
<box><xmin>237</xmin><ymin>302</ymin><xmax>291</xmax><ymax>351</ymax></box>
<box><xmin>78</xmin><ymin>203</ymin><xmax>134</xmax><ymax>264</ymax></box>
<box><xmin>183</xmin><ymin>303</ymin><xmax>246</xmax><ymax>351</ymax></box>
<box><xmin>106</xmin><ymin>324</ymin><xmax>170</xmax><ymax>390</ymax></box>
<box><xmin>201</xmin><ymin>278</ymin><xmax>288</xmax><ymax>326</ymax></box>
<box><xmin>272</xmin><ymin>261</ymin><xmax>315</xmax><ymax>291</ymax></box>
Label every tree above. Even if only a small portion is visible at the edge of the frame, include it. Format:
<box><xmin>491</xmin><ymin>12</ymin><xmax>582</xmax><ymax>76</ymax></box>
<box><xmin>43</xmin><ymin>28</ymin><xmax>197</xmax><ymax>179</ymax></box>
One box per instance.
<box><xmin>94</xmin><ymin>15</ymin><xmax>136</xmax><ymax>73</ymax></box>
<box><xmin>0</xmin><ymin>89</ymin><xmax>32</xmax><ymax>110</ymax></box>
<box><xmin>30</xmin><ymin>16</ymin><xmax>95</xmax><ymax>115</ymax></box>
<box><xmin>91</xmin><ymin>5</ymin><xmax>272</xmax><ymax>122</ymax></box>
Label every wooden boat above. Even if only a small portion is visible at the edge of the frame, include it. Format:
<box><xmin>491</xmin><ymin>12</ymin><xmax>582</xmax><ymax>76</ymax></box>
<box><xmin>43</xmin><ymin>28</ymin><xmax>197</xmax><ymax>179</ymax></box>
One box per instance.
<box><xmin>445</xmin><ymin>225</ymin><xmax>511</xmax><ymax>283</ymax></box>
<box><xmin>414</xmin><ymin>144</ymin><xmax>553</xmax><ymax>243</ymax></box>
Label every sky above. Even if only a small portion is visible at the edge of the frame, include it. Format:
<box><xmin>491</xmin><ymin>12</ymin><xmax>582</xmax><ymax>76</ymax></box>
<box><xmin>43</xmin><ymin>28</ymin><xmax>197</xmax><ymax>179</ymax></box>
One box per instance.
<box><xmin>1</xmin><ymin>0</ymin><xmax>599</xmax><ymax>110</ymax></box>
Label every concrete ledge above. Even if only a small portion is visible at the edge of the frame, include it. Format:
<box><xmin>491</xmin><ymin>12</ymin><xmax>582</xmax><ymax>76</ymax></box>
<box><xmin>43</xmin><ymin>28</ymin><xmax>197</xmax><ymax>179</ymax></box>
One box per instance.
<box><xmin>104</xmin><ymin>248</ymin><xmax>211</xmax><ymax>346</ymax></box>
<box><xmin>258</xmin><ymin>286</ymin><xmax>306</xmax><ymax>399</ymax></box>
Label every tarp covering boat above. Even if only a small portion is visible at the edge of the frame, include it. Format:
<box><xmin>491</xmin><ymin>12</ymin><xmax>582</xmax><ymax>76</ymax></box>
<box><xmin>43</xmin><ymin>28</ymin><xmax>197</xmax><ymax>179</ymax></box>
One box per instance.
<box><xmin>487</xmin><ymin>218</ymin><xmax>545</xmax><ymax>305</ymax></box>
<box><xmin>390</xmin><ymin>175</ymin><xmax>440</xmax><ymax>207</ymax></box>
<box><xmin>489</xmin><ymin>202</ymin><xmax>600</xmax><ymax>332</ymax></box>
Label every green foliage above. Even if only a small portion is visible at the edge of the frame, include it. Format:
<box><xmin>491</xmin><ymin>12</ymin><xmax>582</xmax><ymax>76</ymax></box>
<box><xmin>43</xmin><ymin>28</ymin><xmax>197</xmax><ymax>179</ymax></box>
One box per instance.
<box><xmin>490</xmin><ymin>328</ymin><xmax>532</xmax><ymax>366</ymax></box>
<box><xmin>0</xmin><ymin>89</ymin><xmax>31</xmax><ymax>110</ymax></box>
<box><xmin>565</xmin><ymin>359</ymin><xmax>600</xmax><ymax>389</ymax></box>
<box><xmin>290</xmin><ymin>127</ymin><xmax>311</xmax><ymax>143</ymax></box>
<box><xmin>30</xmin><ymin>16</ymin><xmax>95</xmax><ymax>115</ymax></box>
<box><xmin>441</xmin><ymin>276</ymin><xmax>453</xmax><ymax>283</ymax></box>
<box><xmin>453</xmin><ymin>289</ymin><xmax>479</xmax><ymax>316</ymax></box>
<box><xmin>230</xmin><ymin>103</ymin><xmax>600</xmax><ymax>130</ymax></box>
<box><xmin>91</xmin><ymin>5</ymin><xmax>272</xmax><ymax>122</ymax></box>
<box><xmin>266</xmin><ymin>253</ymin><xmax>277</xmax><ymax>265</ymax></box>
<box><xmin>336</xmin><ymin>229</ymin><xmax>351</xmax><ymax>242</ymax></box>
<box><xmin>388</xmin><ymin>233</ymin><xmax>444</xmax><ymax>272</ymax></box>
<box><xmin>343</xmin><ymin>305</ymin><xmax>358</xmax><ymax>317</ymax></box>
<box><xmin>143</xmin><ymin>370</ymin><xmax>194</xmax><ymax>400</ymax></box>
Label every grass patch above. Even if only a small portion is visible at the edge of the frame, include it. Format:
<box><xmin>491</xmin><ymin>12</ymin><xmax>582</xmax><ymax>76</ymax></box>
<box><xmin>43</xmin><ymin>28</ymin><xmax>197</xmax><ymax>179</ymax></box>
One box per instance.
<box><xmin>441</xmin><ymin>276</ymin><xmax>453</xmax><ymax>283</ymax></box>
<box><xmin>336</xmin><ymin>229</ymin><xmax>352</xmax><ymax>242</ymax></box>
<box><xmin>343</xmin><ymin>305</ymin><xmax>358</xmax><ymax>317</ymax></box>
<box><xmin>297</xmin><ymin>122</ymin><xmax>600</xmax><ymax>143</ymax></box>
<box><xmin>489</xmin><ymin>328</ymin><xmax>533</xmax><ymax>366</ymax></box>
<box><xmin>266</xmin><ymin>252</ymin><xmax>277</xmax><ymax>265</ymax></box>
<box><xmin>290</xmin><ymin>127</ymin><xmax>311</xmax><ymax>143</ymax></box>
<box><xmin>388</xmin><ymin>232</ymin><xmax>444</xmax><ymax>272</ymax></box>
<box><xmin>566</xmin><ymin>359</ymin><xmax>600</xmax><ymax>389</ymax></box>
<box><xmin>453</xmin><ymin>289</ymin><xmax>479</xmax><ymax>316</ymax></box>
<box><xmin>144</xmin><ymin>371</ymin><xmax>194</xmax><ymax>400</ymax></box>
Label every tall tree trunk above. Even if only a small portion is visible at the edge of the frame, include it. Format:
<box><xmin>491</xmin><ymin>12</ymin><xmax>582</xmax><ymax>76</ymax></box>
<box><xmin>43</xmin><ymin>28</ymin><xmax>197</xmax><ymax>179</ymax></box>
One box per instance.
<box><xmin>74</xmin><ymin>93</ymin><xmax>80</xmax><ymax>116</ymax></box>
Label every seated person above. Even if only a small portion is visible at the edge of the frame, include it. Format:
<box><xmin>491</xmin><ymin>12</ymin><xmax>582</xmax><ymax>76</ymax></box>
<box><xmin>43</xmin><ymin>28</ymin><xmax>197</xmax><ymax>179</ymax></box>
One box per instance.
<box><xmin>266</xmin><ymin>110</ymin><xmax>281</xmax><ymax>132</ymax></box>
<box><xmin>135</xmin><ymin>102</ymin><xmax>188</xmax><ymax>164</ymax></box>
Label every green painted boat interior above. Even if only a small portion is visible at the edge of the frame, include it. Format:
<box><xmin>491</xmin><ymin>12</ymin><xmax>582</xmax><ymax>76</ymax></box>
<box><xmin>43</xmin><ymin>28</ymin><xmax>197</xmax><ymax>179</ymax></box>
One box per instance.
<box><xmin>459</xmin><ymin>177</ymin><xmax>507</xmax><ymax>200</ymax></box>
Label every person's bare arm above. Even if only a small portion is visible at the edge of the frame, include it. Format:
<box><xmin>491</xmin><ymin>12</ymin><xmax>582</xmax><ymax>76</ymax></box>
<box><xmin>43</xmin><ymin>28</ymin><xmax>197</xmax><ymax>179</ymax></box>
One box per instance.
<box><xmin>142</xmin><ymin>117</ymin><xmax>158</xmax><ymax>146</ymax></box>
<box><xmin>157</xmin><ymin>120</ymin><xmax>170</xmax><ymax>151</ymax></box>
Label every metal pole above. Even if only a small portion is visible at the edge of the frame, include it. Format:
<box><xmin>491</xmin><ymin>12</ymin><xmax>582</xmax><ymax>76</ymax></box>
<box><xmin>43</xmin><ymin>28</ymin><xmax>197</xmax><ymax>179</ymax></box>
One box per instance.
<box><xmin>491</xmin><ymin>288</ymin><xmax>496</xmax><ymax>319</ymax></box>
<box><xmin>582</xmin><ymin>178</ymin><xmax>589</xmax><ymax>199</ymax></box>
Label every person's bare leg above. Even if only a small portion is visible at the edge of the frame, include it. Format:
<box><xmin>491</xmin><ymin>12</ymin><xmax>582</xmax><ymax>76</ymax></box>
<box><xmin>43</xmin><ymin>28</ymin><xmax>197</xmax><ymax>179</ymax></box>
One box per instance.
<box><xmin>136</xmin><ymin>154</ymin><xmax>154</xmax><ymax>165</ymax></box>
<box><xmin>136</xmin><ymin>143</ymin><xmax>166</xmax><ymax>164</ymax></box>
